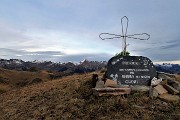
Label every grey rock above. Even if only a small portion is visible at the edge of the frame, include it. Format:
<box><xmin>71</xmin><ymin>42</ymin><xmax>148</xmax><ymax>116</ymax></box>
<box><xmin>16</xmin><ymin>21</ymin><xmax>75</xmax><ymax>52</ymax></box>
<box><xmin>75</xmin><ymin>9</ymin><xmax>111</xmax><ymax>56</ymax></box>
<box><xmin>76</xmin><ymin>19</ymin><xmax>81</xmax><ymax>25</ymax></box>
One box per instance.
<box><xmin>95</xmin><ymin>79</ymin><xmax>104</xmax><ymax>88</ymax></box>
<box><xmin>151</xmin><ymin>77</ymin><xmax>162</xmax><ymax>86</ymax></box>
<box><xmin>152</xmin><ymin>88</ymin><xmax>159</xmax><ymax>98</ymax></box>
<box><xmin>92</xmin><ymin>87</ymin><xmax>131</xmax><ymax>96</ymax></box>
<box><xmin>159</xmin><ymin>93</ymin><xmax>180</xmax><ymax>102</ymax></box>
<box><xmin>154</xmin><ymin>84</ymin><xmax>168</xmax><ymax>95</ymax></box>
<box><xmin>167</xmin><ymin>78</ymin><xmax>179</xmax><ymax>85</ymax></box>
<box><xmin>131</xmin><ymin>85</ymin><xmax>150</xmax><ymax>92</ymax></box>
<box><xmin>172</xmin><ymin>82</ymin><xmax>180</xmax><ymax>91</ymax></box>
<box><xmin>158</xmin><ymin>73</ymin><xmax>176</xmax><ymax>81</ymax></box>
<box><xmin>104</xmin><ymin>79</ymin><xmax>117</xmax><ymax>87</ymax></box>
<box><xmin>163</xmin><ymin>84</ymin><xmax>179</xmax><ymax>95</ymax></box>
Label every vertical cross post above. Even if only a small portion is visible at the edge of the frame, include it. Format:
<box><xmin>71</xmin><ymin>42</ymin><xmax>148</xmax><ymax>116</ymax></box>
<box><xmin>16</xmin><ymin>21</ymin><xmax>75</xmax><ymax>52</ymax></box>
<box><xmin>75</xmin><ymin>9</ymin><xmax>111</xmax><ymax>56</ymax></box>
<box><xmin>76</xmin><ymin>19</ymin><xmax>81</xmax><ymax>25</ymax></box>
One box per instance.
<box><xmin>121</xmin><ymin>16</ymin><xmax>128</xmax><ymax>56</ymax></box>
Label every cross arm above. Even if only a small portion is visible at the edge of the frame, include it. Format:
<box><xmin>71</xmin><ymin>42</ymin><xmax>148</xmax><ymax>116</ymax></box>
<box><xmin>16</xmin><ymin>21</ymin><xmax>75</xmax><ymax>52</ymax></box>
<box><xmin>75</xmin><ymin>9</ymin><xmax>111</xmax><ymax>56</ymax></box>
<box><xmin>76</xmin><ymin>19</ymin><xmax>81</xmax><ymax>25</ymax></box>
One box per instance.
<box><xmin>126</xmin><ymin>33</ymin><xmax>150</xmax><ymax>40</ymax></box>
<box><xmin>99</xmin><ymin>33</ymin><xmax>122</xmax><ymax>40</ymax></box>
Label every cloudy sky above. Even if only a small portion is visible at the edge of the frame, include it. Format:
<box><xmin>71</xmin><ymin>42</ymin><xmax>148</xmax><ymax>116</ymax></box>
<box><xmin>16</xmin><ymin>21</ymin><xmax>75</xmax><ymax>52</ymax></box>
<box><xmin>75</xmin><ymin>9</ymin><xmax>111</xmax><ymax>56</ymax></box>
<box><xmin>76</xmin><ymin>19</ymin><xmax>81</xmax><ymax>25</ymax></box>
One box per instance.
<box><xmin>0</xmin><ymin>0</ymin><xmax>180</xmax><ymax>63</ymax></box>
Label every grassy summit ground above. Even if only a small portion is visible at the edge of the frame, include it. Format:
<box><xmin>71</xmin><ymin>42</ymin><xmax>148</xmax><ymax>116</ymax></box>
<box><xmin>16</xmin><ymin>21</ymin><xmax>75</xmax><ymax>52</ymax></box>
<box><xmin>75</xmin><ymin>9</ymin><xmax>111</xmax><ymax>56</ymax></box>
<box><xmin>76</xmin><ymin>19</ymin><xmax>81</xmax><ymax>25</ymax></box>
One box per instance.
<box><xmin>0</xmin><ymin>69</ymin><xmax>180</xmax><ymax>119</ymax></box>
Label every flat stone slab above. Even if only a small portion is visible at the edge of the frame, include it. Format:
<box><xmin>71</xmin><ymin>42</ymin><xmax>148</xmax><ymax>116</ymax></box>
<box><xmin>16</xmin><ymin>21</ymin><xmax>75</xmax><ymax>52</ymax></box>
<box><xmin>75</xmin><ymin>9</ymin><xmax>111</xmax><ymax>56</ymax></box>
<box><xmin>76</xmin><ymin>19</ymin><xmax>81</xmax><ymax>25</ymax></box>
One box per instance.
<box><xmin>158</xmin><ymin>93</ymin><xmax>180</xmax><ymax>102</ymax></box>
<box><xmin>95</xmin><ymin>79</ymin><xmax>104</xmax><ymax>88</ymax></box>
<box><xmin>104</xmin><ymin>79</ymin><xmax>117</xmax><ymax>87</ymax></box>
<box><xmin>92</xmin><ymin>87</ymin><xmax>131</xmax><ymax>96</ymax></box>
<box><xmin>154</xmin><ymin>84</ymin><xmax>168</xmax><ymax>95</ymax></box>
<box><xmin>131</xmin><ymin>85</ymin><xmax>150</xmax><ymax>92</ymax></box>
<box><xmin>163</xmin><ymin>84</ymin><xmax>179</xmax><ymax>95</ymax></box>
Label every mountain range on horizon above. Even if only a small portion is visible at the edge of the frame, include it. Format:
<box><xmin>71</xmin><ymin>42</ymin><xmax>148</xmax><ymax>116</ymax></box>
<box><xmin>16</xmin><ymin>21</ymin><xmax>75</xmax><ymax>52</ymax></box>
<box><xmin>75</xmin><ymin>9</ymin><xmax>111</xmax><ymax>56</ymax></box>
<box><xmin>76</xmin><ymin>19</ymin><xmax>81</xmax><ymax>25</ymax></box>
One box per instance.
<box><xmin>0</xmin><ymin>58</ymin><xmax>180</xmax><ymax>74</ymax></box>
<box><xmin>0</xmin><ymin>58</ymin><xmax>107</xmax><ymax>73</ymax></box>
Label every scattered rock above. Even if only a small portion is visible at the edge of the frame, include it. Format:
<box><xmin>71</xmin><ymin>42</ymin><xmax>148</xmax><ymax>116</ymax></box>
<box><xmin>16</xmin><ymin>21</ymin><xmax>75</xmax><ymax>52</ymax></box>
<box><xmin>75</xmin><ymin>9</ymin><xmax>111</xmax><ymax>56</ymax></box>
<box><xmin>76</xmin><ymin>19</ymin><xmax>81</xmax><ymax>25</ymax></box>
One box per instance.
<box><xmin>158</xmin><ymin>93</ymin><xmax>180</xmax><ymax>102</ymax></box>
<box><xmin>92</xmin><ymin>87</ymin><xmax>131</xmax><ymax>96</ymax></box>
<box><xmin>158</xmin><ymin>73</ymin><xmax>169</xmax><ymax>80</ymax></box>
<box><xmin>152</xmin><ymin>88</ymin><xmax>159</xmax><ymax>98</ymax></box>
<box><xmin>151</xmin><ymin>77</ymin><xmax>162</xmax><ymax>86</ymax></box>
<box><xmin>92</xmin><ymin>74</ymin><xmax>99</xmax><ymax>88</ymax></box>
<box><xmin>163</xmin><ymin>84</ymin><xmax>179</xmax><ymax>95</ymax></box>
<box><xmin>167</xmin><ymin>78</ymin><xmax>179</xmax><ymax>85</ymax></box>
<box><xmin>158</xmin><ymin>73</ymin><xmax>176</xmax><ymax>80</ymax></box>
<box><xmin>159</xmin><ymin>79</ymin><xmax>167</xmax><ymax>85</ymax></box>
<box><xmin>95</xmin><ymin>79</ymin><xmax>104</xmax><ymax>88</ymax></box>
<box><xmin>131</xmin><ymin>85</ymin><xmax>150</xmax><ymax>92</ymax></box>
<box><xmin>162</xmin><ymin>75</ymin><xmax>180</xmax><ymax>92</ymax></box>
<box><xmin>154</xmin><ymin>84</ymin><xmax>168</xmax><ymax>95</ymax></box>
<box><xmin>172</xmin><ymin>82</ymin><xmax>180</xmax><ymax>91</ymax></box>
<box><xmin>104</xmin><ymin>79</ymin><xmax>117</xmax><ymax>87</ymax></box>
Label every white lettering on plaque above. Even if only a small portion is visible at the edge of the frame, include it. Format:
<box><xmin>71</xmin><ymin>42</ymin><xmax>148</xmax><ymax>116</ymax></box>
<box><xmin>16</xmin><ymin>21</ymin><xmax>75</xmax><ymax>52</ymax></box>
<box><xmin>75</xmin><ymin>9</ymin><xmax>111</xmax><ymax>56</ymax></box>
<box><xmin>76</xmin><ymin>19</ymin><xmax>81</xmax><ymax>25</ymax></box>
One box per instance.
<box><xmin>125</xmin><ymin>80</ymin><xmax>137</xmax><ymax>84</ymax></box>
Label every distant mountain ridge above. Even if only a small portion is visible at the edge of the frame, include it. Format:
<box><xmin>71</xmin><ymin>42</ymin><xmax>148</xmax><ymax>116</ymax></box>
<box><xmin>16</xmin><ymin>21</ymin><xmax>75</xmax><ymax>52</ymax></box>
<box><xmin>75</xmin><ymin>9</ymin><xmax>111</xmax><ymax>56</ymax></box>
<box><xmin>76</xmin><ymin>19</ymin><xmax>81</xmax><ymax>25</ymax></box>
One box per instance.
<box><xmin>0</xmin><ymin>59</ymin><xmax>107</xmax><ymax>73</ymax></box>
<box><xmin>0</xmin><ymin>59</ymin><xmax>180</xmax><ymax>74</ymax></box>
<box><xmin>155</xmin><ymin>63</ymin><xmax>180</xmax><ymax>74</ymax></box>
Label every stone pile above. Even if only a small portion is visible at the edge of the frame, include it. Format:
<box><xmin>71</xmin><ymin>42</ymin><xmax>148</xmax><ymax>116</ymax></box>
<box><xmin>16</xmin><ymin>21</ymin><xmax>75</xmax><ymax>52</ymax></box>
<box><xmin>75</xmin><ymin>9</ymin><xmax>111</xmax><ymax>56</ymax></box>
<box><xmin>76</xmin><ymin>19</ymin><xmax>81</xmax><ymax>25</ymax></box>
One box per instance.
<box><xmin>92</xmin><ymin>72</ymin><xmax>180</xmax><ymax>103</ymax></box>
<box><xmin>150</xmin><ymin>72</ymin><xmax>180</xmax><ymax>102</ymax></box>
<box><xmin>92</xmin><ymin>74</ymin><xmax>131</xmax><ymax>96</ymax></box>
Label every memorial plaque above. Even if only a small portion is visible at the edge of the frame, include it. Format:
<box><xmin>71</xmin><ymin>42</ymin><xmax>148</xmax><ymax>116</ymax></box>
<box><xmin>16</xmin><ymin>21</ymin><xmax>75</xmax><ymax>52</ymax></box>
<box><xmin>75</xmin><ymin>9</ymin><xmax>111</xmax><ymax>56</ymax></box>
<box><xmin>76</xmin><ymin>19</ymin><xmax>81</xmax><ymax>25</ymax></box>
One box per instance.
<box><xmin>106</xmin><ymin>56</ymin><xmax>157</xmax><ymax>86</ymax></box>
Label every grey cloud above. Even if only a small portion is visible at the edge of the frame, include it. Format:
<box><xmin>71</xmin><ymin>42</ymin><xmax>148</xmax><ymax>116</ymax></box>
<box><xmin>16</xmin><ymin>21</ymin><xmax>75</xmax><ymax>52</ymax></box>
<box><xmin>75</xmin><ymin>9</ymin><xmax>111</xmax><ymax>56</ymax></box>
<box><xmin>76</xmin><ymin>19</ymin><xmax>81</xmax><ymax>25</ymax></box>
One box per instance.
<box><xmin>55</xmin><ymin>53</ymin><xmax>112</xmax><ymax>62</ymax></box>
<box><xmin>0</xmin><ymin>48</ymin><xmax>64</xmax><ymax>61</ymax></box>
<box><xmin>165</xmin><ymin>39</ymin><xmax>180</xmax><ymax>44</ymax></box>
<box><xmin>131</xmin><ymin>48</ymin><xmax>151</xmax><ymax>52</ymax></box>
<box><xmin>0</xmin><ymin>48</ymin><xmax>64</xmax><ymax>56</ymax></box>
<box><xmin>161</xmin><ymin>43</ymin><xmax>180</xmax><ymax>49</ymax></box>
<box><xmin>29</xmin><ymin>51</ymin><xmax>64</xmax><ymax>56</ymax></box>
<box><xmin>0</xmin><ymin>22</ymin><xmax>37</xmax><ymax>51</ymax></box>
<box><xmin>160</xmin><ymin>39</ymin><xmax>180</xmax><ymax>49</ymax></box>
<box><xmin>0</xmin><ymin>48</ymin><xmax>111</xmax><ymax>62</ymax></box>
<box><xmin>128</xmin><ymin>37</ymin><xmax>180</xmax><ymax>61</ymax></box>
<box><xmin>0</xmin><ymin>23</ymin><xmax>27</xmax><ymax>43</ymax></box>
<box><xmin>138</xmin><ymin>46</ymin><xmax>180</xmax><ymax>61</ymax></box>
<box><xmin>0</xmin><ymin>48</ymin><xmax>26</xmax><ymax>55</ymax></box>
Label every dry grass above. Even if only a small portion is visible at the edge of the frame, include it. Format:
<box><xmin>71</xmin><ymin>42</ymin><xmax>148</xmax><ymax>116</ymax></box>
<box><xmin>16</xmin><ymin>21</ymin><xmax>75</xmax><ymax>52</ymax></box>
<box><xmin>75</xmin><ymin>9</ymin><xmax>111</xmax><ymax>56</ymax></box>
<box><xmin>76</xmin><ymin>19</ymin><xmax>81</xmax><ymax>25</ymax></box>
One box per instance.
<box><xmin>0</xmin><ymin>84</ymin><xmax>10</xmax><ymax>94</ymax></box>
<box><xmin>0</xmin><ymin>68</ymin><xmax>51</xmax><ymax>88</ymax></box>
<box><xmin>0</xmin><ymin>70</ymin><xmax>180</xmax><ymax>119</ymax></box>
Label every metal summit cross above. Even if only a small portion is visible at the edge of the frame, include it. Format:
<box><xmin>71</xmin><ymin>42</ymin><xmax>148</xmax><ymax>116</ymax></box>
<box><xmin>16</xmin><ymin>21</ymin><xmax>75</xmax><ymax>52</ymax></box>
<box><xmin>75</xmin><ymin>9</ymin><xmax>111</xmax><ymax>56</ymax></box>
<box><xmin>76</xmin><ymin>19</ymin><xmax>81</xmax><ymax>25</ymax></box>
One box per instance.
<box><xmin>99</xmin><ymin>16</ymin><xmax>150</xmax><ymax>56</ymax></box>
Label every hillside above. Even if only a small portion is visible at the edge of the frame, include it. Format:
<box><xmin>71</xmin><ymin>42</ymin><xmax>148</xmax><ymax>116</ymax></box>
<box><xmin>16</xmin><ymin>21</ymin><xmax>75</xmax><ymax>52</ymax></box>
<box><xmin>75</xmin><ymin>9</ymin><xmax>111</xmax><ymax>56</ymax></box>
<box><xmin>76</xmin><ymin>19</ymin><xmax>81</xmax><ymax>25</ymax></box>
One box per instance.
<box><xmin>0</xmin><ymin>69</ymin><xmax>180</xmax><ymax>119</ymax></box>
<box><xmin>0</xmin><ymin>68</ymin><xmax>52</xmax><ymax>91</ymax></box>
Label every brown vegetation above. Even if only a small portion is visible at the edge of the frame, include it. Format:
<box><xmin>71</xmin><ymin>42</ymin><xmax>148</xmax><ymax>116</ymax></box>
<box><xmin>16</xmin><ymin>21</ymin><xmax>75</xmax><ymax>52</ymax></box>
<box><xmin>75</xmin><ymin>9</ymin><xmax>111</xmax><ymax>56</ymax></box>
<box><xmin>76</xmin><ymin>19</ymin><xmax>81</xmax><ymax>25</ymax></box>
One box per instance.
<box><xmin>0</xmin><ymin>69</ymin><xmax>180</xmax><ymax>119</ymax></box>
